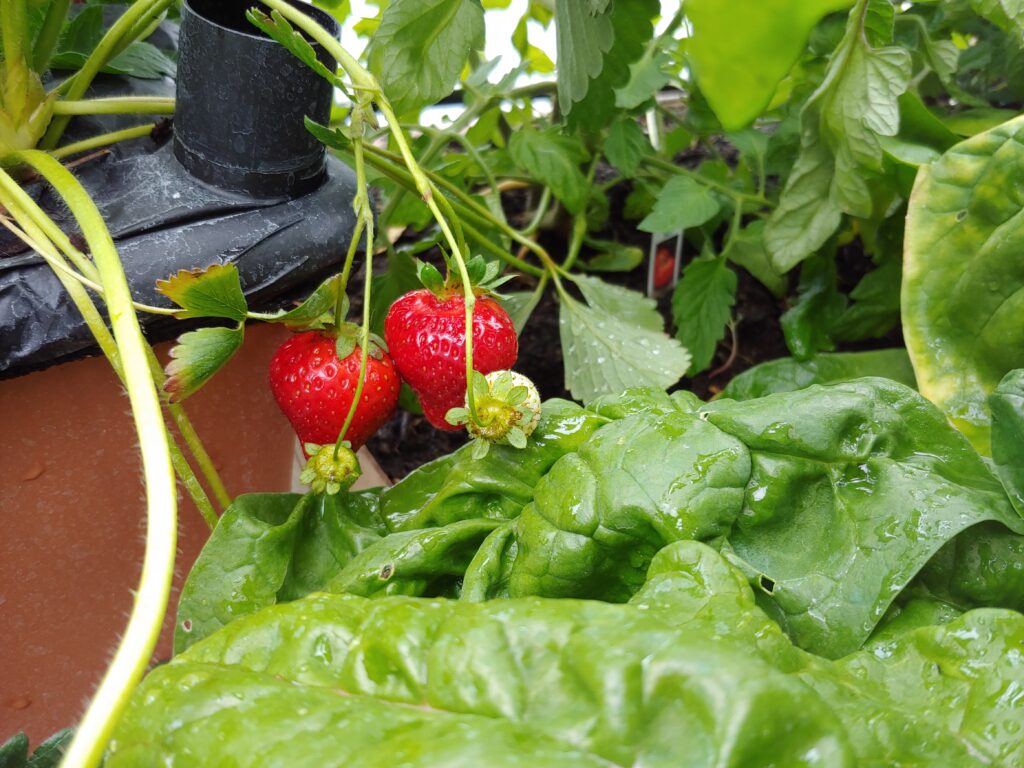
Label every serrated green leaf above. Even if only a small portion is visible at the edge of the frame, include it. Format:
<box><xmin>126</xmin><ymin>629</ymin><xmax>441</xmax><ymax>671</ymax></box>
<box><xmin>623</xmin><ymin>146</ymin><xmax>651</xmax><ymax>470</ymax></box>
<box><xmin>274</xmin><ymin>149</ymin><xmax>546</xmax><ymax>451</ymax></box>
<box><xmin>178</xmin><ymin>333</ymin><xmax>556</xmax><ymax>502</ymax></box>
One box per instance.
<box><xmin>723</xmin><ymin>220</ymin><xmax>786</xmax><ymax>297</ymax></box>
<box><xmin>554</xmin><ymin>0</ymin><xmax>615</xmax><ymax>111</ymax></box>
<box><xmin>672</xmin><ymin>256</ymin><xmax>737</xmax><ymax>375</ymax></box>
<box><xmin>687</xmin><ymin>0</ymin><xmax>854</xmax><ymax>130</ymax></box>
<box><xmin>508</xmin><ymin>129</ymin><xmax>590</xmax><ymax>213</ymax></box>
<box><xmin>267</xmin><ymin>275</ymin><xmax>346</xmax><ymax>330</ymax></box>
<box><xmin>246</xmin><ymin>10</ymin><xmax>346</xmax><ymax>91</ymax></box>
<box><xmin>615</xmin><ymin>47</ymin><xmax>672</xmax><ymax>110</ymax></box>
<box><xmin>765</xmin><ymin>0</ymin><xmax>911</xmax><ymax>272</ymax></box>
<box><xmin>638</xmin><ymin>176</ymin><xmax>722</xmax><ymax>234</ymax></box>
<box><xmin>573</xmin><ymin>273</ymin><xmax>662</xmax><ymax>332</ymax></box>
<box><xmin>304</xmin><ymin>117</ymin><xmax>349</xmax><ymax>151</ymax></box>
<box><xmin>366</xmin><ymin>0</ymin><xmax>484</xmax><ymax>115</ymax></box>
<box><xmin>566</xmin><ymin>0</ymin><xmax>659</xmax><ymax>129</ymax></box>
<box><xmin>164</xmin><ymin>325</ymin><xmax>245</xmax><ymax>402</ymax></box>
<box><xmin>559</xmin><ymin>297</ymin><xmax>691</xmax><ymax>403</ymax></box>
<box><xmin>604</xmin><ymin>117</ymin><xmax>650</xmax><ymax>177</ymax></box>
<box><xmin>156</xmin><ymin>264</ymin><xmax>248</xmax><ymax>322</ymax></box>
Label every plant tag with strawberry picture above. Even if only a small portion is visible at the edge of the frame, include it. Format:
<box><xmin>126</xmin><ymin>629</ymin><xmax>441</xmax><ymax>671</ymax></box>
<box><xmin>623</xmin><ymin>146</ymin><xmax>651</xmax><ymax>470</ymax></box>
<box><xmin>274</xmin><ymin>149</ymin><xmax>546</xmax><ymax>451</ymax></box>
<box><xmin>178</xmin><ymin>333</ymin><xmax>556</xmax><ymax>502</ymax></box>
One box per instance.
<box><xmin>647</xmin><ymin>232</ymin><xmax>682</xmax><ymax>298</ymax></box>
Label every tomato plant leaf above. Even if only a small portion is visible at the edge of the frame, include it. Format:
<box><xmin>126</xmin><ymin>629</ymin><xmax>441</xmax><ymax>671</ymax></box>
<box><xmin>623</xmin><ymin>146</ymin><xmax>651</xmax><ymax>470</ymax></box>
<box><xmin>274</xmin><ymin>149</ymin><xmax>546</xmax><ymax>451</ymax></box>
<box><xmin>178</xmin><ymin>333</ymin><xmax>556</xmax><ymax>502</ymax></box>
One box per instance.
<box><xmin>687</xmin><ymin>0</ymin><xmax>855</xmax><ymax>130</ymax></box>
<box><xmin>578</xmin><ymin>238</ymin><xmax>645</xmax><ymax>273</ymax></box>
<box><xmin>638</xmin><ymin>176</ymin><xmax>722</xmax><ymax>234</ymax></box>
<box><xmin>366</xmin><ymin>0</ymin><xmax>485</xmax><ymax>115</ymax></box>
<box><xmin>671</xmin><ymin>255</ymin><xmax>737</xmax><ymax>375</ymax></box>
<box><xmin>904</xmin><ymin>115</ymin><xmax>1024</xmax><ymax>454</ymax></box>
<box><xmin>970</xmin><ymin>0</ymin><xmax>1024</xmax><ymax>43</ymax></box>
<box><xmin>765</xmin><ymin>0</ymin><xmax>912</xmax><ymax>272</ymax></box>
<box><xmin>508</xmin><ymin>128</ymin><xmax>590</xmax><ymax>214</ymax></box>
<box><xmin>164</xmin><ymin>325</ymin><xmax>245</xmax><ymax>402</ymax></box>
<box><xmin>781</xmin><ymin>251</ymin><xmax>847</xmax><ymax>359</ymax></box>
<box><xmin>559</xmin><ymin>296</ymin><xmax>691</xmax><ymax>403</ymax></box>
<box><xmin>615</xmin><ymin>47</ymin><xmax>671</xmax><ymax>110</ymax></box>
<box><xmin>719</xmin><ymin>349</ymin><xmax>916</xmax><ymax>400</ymax></box>
<box><xmin>603</xmin><ymin>117</ymin><xmax>650</xmax><ymax>178</ymax></box>
<box><xmin>722</xmin><ymin>220</ymin><xmax>786</xmax><ymax>297</ymax></box>
<box><xmin>156</xmin><ymin>263</ymin><xmax>248</xmax><ymax>322</ymax></box>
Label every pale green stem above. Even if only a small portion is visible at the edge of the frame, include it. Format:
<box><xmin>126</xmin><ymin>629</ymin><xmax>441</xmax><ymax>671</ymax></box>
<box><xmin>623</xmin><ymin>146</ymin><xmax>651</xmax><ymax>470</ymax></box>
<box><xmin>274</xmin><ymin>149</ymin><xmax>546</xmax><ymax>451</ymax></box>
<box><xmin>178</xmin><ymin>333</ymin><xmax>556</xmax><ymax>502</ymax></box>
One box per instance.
<box><xmin>49</xmin><ymin>123</ymin><xmax>159</xmax><ymax>160</ymax></box>
<box><xmin>260</xmin><ymin>0</ymin><xmax>482</xmax><ymax>421</ymax></box>
<box><xmin>335</xmin><ymin>137</ymin><xmax>374</xmax><ymax>453</ymax></box>
<box><xmin>15</xmin><ymin>149</ymin><xmax>176</xmax><ymax>767</ymax></box>
<box><xmin>2</xmin><ymin>0</ymin><xmax>27</xmax><ymax>78</ymax></box>
<box><xmin>31</xmin><ymin>0</ymin><xmax>71</xmax><ymax>73</ymax></box>
<box><xmin>52</xmin><ymin>97</ymin><xmax>175</xmax><ymax>116</ymax></box>
<box><xmin>41</xmin><ymin>0</ymin><xmax>173</xmax><ymax>147</ymax></box>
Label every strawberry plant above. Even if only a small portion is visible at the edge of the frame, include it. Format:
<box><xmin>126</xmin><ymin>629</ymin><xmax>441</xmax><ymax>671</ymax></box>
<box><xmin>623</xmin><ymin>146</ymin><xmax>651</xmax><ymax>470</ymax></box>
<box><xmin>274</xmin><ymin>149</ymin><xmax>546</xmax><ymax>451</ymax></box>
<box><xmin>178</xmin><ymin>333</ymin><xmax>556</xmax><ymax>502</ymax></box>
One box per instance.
<box><xmin>3</xmin><ymin>0</ymin><xmax>1024</xmax><ymax>765</ymax></box>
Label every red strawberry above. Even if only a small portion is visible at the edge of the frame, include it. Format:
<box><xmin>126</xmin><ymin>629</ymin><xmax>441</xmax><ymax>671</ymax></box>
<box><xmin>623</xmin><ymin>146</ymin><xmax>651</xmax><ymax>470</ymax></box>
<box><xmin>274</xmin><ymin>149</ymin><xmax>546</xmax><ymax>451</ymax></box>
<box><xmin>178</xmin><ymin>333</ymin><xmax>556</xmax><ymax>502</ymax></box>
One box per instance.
<box><xmin>653</xmin><ymin>245</ymin><xmax>675</xmax><ymax>290</ymax></box>
<box><xmin>269</xmin><ymin>330</ymin><xmax>400</xmax><ymax>451</ymax></box>
<box><xmin>384</xmin><ymin>289</ymin><xmax>518</xmax><ymax>430</ymax></box>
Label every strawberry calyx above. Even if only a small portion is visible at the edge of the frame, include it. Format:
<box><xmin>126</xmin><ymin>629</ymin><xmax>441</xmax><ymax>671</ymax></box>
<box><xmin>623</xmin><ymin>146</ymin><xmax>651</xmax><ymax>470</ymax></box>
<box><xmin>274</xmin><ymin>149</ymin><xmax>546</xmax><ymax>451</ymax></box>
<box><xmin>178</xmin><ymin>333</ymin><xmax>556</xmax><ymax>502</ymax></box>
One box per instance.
<box><xmin>331</xmin><ymin>321</ymin><xmax>388</xmax><ymax>361</ymax></box>
<box><xmin>416</xmin><ymin>254</ymin><xmax>516</xmax><ymax>301</ymax></box>
<box><xmin>299</xmin><ymin>442</ymin><xmax>362</xmax><ymax>495</ymax></box>
<box><xmin>445</xmin><ymin>370</ymin><xmax>541</xmax><ymax>459</ymax></box>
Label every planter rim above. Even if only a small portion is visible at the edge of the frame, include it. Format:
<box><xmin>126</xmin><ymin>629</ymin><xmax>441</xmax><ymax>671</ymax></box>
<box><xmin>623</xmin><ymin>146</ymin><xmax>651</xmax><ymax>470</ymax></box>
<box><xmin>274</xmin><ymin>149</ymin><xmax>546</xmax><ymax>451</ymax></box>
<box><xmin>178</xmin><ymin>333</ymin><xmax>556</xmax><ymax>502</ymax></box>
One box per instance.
<box><xmin>181</xmin><ymin>0</ymin><xmax>339</xmax><ymax>44</ymax></box>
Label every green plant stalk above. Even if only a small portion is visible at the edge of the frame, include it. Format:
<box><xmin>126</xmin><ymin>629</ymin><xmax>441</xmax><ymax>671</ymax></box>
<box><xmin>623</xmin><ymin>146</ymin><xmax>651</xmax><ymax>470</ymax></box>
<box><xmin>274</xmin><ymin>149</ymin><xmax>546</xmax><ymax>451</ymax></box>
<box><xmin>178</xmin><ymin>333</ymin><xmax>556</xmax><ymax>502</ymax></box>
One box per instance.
<box><xmin>0</xmin><ymin>171</ymin><xmax>225</xmax><ymax>522</ymax></box>
<box><xmin>31</xmin><ymin>0</ymin><xmax>71</xmax><ymax>73</ymax></box>
<box><xmin>334</xmin><ymin>135</ymin><xmax>374</xmax><ymax>454</ymax></box>
<box><xmin>259</xmin><ymin>0</ymin><xmax>484</xmax><ymax>423</ymax></box>
<box><xmin>522</xmin><ymin>187</ymin><xmax>552</xmax><ymax>236</ymax></box>
<box><xmin>49</xmin><ymin>122</ymin><xmax>158</xmax><ymax>160</ymax></box>
<box><xmin>1</xmin><ymin>0</ymin><xmax>28</xmax><ymax>78</ymax></box>
<box><xmin>356</xmin><ymin>146</ymin><xmax>545</xmax><ymax>277</ymax></box>
<box><xmin>336</xmin><ymin>217</ymin><xmax>366</xmax><ymax>326</ymax></box>
<box><xmin>14</xmin><ymin>149</ymin><xmax>177</xmax><ymax>767</ymax></box>
<box><xmin>641</xmin><ymin>154</ymin><xmax>771</xmax><ymax>207</ymax></box>
<box><xmin>41</xmin><ymin>0</ymin><xmax>173</xmax><ymax>147</ymax></box>
<box><xmin>52</xmin><ymin>97</ymin><xmax>176</xmax><ymax>116</ymax></box>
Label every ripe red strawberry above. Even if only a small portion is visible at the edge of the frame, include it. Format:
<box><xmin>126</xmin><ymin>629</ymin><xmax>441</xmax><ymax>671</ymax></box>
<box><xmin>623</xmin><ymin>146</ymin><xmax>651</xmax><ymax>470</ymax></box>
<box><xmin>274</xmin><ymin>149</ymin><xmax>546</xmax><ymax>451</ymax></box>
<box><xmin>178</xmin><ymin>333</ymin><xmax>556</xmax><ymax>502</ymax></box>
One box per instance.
<box><xmin>384</xmin><ymin>289</ymin><xmax>518</xmax><ymax>431</ymax></box>
<box><xmin>269</xmin><ymin>330</ymin><xmax>400</xmax><ymax>451</ymax></box>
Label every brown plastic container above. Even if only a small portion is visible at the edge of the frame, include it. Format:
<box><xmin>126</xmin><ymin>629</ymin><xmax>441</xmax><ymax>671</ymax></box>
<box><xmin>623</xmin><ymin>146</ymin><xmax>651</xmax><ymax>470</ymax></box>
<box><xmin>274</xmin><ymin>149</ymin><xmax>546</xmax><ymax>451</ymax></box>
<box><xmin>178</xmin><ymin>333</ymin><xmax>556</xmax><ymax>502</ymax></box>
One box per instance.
<box><xmin>1</xmin><ymin>323</ymin><xmax>297</xmax><ymax>744</ymax></box>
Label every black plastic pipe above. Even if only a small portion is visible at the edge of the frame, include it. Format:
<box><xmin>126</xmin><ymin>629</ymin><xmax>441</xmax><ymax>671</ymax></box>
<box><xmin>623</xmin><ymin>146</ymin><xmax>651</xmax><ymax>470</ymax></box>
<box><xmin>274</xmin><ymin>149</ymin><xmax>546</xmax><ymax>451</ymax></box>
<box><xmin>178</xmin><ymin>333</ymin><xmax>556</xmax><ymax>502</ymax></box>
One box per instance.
<box><xmin>173</xmin><ymin>0</ymin><xmax>340</xmax><ymax>198</ymax></box>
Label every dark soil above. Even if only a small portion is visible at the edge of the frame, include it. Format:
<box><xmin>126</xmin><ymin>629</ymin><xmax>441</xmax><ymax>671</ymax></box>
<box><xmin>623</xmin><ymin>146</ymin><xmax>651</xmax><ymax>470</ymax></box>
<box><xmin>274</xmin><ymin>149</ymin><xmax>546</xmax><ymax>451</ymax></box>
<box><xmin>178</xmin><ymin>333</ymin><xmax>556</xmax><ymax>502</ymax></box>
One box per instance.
<box><xmin>365</xmin><ymin>179</ymin><xmax>898</xmax><ymax>482</ymax></box>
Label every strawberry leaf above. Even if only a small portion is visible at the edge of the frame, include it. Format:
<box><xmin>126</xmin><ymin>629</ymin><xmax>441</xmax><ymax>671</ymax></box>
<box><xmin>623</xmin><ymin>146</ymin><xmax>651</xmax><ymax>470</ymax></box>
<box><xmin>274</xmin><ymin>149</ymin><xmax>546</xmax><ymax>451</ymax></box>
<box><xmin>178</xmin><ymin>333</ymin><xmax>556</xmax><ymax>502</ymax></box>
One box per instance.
<box><xmin>268</xmin><ymin>275</ymin><xmax>347</xmax><ymax>330</ymax></box>
<box><xmin>559</xmin><ymin>290</ymin><xmax>691</xmax><ymax>403</ymax></box>
<box><xmin>156</xmin><ymin>264</ymin><xmax>248</xmax><ymax>322</ymax></box>
<box><xmin>165</xmin><ymin>325</ymin><xmax>245</xmax><ymax>402</ymax></box>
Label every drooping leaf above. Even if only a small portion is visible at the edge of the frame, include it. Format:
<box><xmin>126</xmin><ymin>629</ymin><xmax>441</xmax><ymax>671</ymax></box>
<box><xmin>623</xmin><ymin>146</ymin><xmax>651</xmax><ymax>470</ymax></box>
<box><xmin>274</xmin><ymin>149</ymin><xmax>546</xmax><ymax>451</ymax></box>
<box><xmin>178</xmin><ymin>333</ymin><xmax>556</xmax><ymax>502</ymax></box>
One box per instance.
<box><xmin>553</xmin><ymin>0</ymin><xmax>615</xmax><ymax>111</ymax></box>
<box><xmin>577</xmin><ymin>239</ymin><xmax>645</xmax><ymax>273</ymax></box>
<box><xmin>903</xmin><ymin>115</ymin><xmax>1024</xmax><ymax>454</ymax></box>
<box><xmin>638</xmin><ymin>175</ymin><xmax>722</xmax><ymax>234</ymax></box>
<box><xmin>686</xmin><ymin>0</ymin><xmax>855</xmax><ymax>130</ymax></box>
<box><xmin>508</xmin><ymin>129</ymin><xmax>590</xmax><ymax>213</ymax></box>
<box><xmin>559</xmin><ymin>298</ymin><xmax>692</xmax><ymax>403</ymax></box>
<box><xmin>366</xmin><ymin>0</ymin><xmax>485</xmax><ymax>115</ymax></box>
<box><xmin>989</xmin><ymin>369</ymin><xmax>1024</xmax><ymax>515</ymax></box>
<box><xmin>603</xmin><ymin>117</ymin><xmax>650</xmax><ymax>178</ymax></box>
<box><xmin>566</xmin><ymin>0</ymin><xmax>659</xmax><ymax>129</ymax></box>
<box><xmin>765</xmin><ymin>0</ymin><xmax>912</xmax><ymax>272</ymax></box>
<box><xmin>246</xmin><ymin>9</ymin><xmax>346</xmax><ymax>90</ymax></box>
<box><xmin>719</xmin><ymin>349</ymin><xmax>917</xmax><ymax>400</ymax></box>
<box><xmin>156</xmin><ymin>264</ymin><xmax>248</xmax><ymax>322</ymax></box>
<box><xmin>164</xmin><ymin>325</ymin><xmax>245</xmax><ymax>402</ymax></box>
<box><xmin>671</xmin><ymin>256</ymin><xmax>737</xmax><ymax>375</ymax></box>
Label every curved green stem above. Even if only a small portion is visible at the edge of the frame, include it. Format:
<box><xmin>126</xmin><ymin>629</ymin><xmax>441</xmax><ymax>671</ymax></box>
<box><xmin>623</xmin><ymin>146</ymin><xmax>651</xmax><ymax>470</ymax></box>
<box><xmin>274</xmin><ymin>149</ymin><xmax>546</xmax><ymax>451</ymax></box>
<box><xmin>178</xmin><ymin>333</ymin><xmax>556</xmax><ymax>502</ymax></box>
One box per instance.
<box><xmin>49</xmin><ymin>123</ymin><xmax>159</xmax><ymax>160</ymax></box>
<box><xmin>52</xmin><ymin>97</ymin><xmax>175</xmax><ymax>116</ymax></box>
<box><xmin>32</xmin><ymin>0</ymin><xmax>70</xmax><ymax>72</ymax></box>
<box><xmin>14</xmin><ymin>149</ymin><xmax>177</xmax><ymax>767</ymax></box>
<box><xmin>522</xmin><ymin>187</ymin><xmax>552</xmax><ymax>236</ymax></box>
<box><xmin>641</xmin><ymin>154</ymin><xmax>772</xmax><ymax>207</ymax></box>
<box><xmin>41</xmin><ymin>0</ymin><xmax>173</xmax><ymax>147</ymax></box>
<box><xmin>335</xmin><ymin>137</ymin><xmax>374</xmax><ymax>452</ymax></box>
